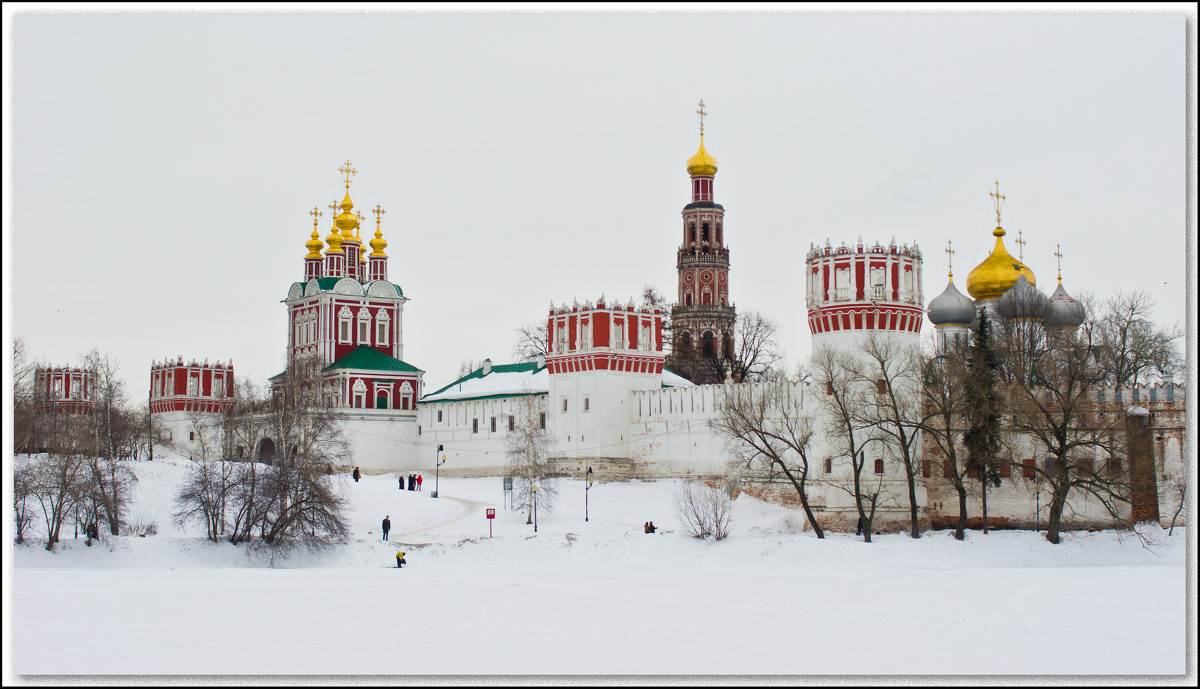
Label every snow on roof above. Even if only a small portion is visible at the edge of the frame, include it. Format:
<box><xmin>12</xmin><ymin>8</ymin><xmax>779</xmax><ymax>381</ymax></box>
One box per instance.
<box><xmin>421</xmin><ymin>367</ymin><xmax>549</xmax><ymax>402</ymax></box>
<box><xmin>662</xmin><ymin>368</ymin><xmax>694</xmax><ymax>388</ymax></box>
<box><xmin>421</xmin><ymin>363</ymin><xmax>693</xmax><ymax>403</ymax></box>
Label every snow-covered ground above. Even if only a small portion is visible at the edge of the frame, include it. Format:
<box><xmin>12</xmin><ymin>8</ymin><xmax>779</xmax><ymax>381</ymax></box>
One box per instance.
<box><xmin>8</xmin><ymin>455</ymin><xmax>1189</xmax><ymax>678</ymax></box>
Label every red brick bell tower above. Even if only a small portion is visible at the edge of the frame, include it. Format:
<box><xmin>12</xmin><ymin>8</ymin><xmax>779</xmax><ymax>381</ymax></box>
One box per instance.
<box><xmin>669</xmin><ymin>100</ymin><xmax>736</xmax><ymax>384</ymax></box>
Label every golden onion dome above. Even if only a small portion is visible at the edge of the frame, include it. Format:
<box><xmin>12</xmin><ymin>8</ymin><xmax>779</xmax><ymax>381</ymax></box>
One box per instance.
<box><xmin>305</xmin><ymin>227</ymin><xmax>324</xmax><ymax>258</ymax></box>
<box><xmin>325</xmin><ymin>224</ymin><xmax>344</xmax><ymax>254</ymax></box>
<box><xmin>966</xmin><ymin>227</ymin><xmax>1036</xmax><ymax>301</ymax></box>
<box><xmin>686</xmin><ymin>134</ymin><xmax>718</xmax><ymax>176</ymax></box>
<box><xmin>369</xmin><ymin>227</ymin><xmax>388</xmax><ymax>257</ymax></box>
<box><xmin>335</xmin><ymin>191</ymin><xmax>359</xmax><ymax>234</ymax></box>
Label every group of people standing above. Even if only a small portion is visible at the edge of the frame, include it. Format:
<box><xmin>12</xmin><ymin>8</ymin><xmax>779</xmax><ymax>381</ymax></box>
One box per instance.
<box><xmin>399</xmin><ymin>473</ymin><xmax>423</xmax><ymax>491</ymax></box>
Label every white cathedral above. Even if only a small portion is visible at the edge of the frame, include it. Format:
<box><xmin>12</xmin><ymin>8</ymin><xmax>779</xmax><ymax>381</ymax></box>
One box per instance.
<box><xmin>153</xmin><ymin>118</ymin><xmax>1186</xmax><ymax>534</ymax></box>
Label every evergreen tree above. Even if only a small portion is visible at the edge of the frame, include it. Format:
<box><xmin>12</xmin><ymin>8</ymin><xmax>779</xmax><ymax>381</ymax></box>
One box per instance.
<box><xmin>963</xmin><ymin>308</ymin><xmax>1002</xmax><ymax>533</ymax></box>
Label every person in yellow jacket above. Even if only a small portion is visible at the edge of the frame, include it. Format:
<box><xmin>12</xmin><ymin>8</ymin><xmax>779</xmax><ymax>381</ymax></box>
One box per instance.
<box><xmin>395</xmin><ymin>551</ymin><xmax>407</xmax><ymax>568</ymax></box>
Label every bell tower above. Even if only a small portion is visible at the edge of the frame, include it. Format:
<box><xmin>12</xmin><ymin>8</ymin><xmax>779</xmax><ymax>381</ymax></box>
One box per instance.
<box><xmin>669</xmin><ymin>100</ymin><xmax>736</xmax><ymax>384</ymax></box>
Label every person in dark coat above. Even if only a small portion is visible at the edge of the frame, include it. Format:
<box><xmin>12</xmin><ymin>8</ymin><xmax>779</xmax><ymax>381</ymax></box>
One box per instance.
<box><xmin>856</xmin><ymin>516</ymin><xmax>864</xmax><ymax>536</ymax></box>
<box><xmin>395</xmin><ymin>551</ymin><xmax>406</xmax><ymax>568</ymax></box>
<box><xmin>382</xmin><ymin>515</ymin><xmax>391</xmax><ymax>541</ymax></box>
<box><xmin>353</xmin><ymin>467</ymin><xmax>361</xmax><ymax>483</ymax></box>
<box><xmin>399</xmin><ymin>474</ymin><xmax>405</xmax><ymax>490</ymax></box>
<box><xmin>648</xmin><ymin>522</ymin><xmax>657</xmax><ymax>534</ymax></box>
<box><xmin>409</xmin><ymin>474</ymin><xmax>416</xmax><ymax>491</ymax></box>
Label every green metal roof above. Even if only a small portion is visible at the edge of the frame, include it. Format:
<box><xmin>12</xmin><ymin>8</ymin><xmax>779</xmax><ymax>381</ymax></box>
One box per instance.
<box><xmin>323</xmin><ymin>346</ymin><xmax>423</xmax><ymax>374</ymax></box>
<box><xmin>422</xmin><ymin>360</ymin><xmax>545</xmax><ymax>399</ymax></box>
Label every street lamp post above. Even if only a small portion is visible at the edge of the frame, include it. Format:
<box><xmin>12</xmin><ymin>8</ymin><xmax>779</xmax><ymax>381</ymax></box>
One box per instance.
<box><xmin>532</xmin><ymin>482</ymin><xmax>538</xmax><ymax>533</ymax></box>
<box><xmin>585</xmin><ymin>466</ymin><xmax>593</xmax><ymax>522</ymax></box>
<box><xmin>433</xmin><ymin>444</ymin><xmax>446</xmax><ymax>498</ymax></box>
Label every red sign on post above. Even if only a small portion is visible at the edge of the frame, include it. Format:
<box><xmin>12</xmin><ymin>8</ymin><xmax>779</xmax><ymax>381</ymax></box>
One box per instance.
<box><xmin>486</xmin><ymin>509</ymin><xmax>496</xmax><ymax>519</ymax></box>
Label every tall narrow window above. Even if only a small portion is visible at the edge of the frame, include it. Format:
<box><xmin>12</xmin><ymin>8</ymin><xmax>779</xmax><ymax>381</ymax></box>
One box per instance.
<box><xmin>539</xmin><ymin>413</ymin><xmax>546</xmax><ymax>429</ymax></box>
<box><xmin>508</xmin><ymin>415</ymin><xmax>515</xmax><ymax>431</ymax></box>
<box><xmin>376</xmin><ymin>310</ymin><xmax>390</xmax><ymax>346</ymax></box>
<box><xmin>490</xmin><ymin>417</ymin><xmax>497</xmax><ymax>432</ymax></box>
<box><xmin>339</xmin><ymin>306</ymin><xmax>353</xmax><ymax>343</ymax></box>
<box><xmin>472</xmin><ymin>418</ymin><xmax>479</xmax><ymax>434</ymax></box>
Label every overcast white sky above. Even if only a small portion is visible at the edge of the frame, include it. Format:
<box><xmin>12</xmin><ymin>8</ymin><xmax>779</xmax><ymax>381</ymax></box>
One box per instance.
<box><xmin>4</xmin><ymin>5</ymin><xmax>1195</xmax><ymax>401</ymax></box>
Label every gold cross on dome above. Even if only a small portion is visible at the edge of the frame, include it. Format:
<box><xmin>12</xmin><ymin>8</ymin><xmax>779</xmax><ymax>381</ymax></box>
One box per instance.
<box><xmin>309</xmin><ymin>207</ymin><xmax>323</xmax><ymax>222</ymax></box>
<box><xmin>990</xmin><ymin>180</ymin><xmax>1005</xmax><ymax>227</ymax></box>
<box><xmin>1015</xmin><ymin>229</ymin><xmax>1027</xmax><ymax>261</ymax></box>
<box><xmin>945</xmin><ymin>240</ymin><xmax>955</xmax><ymax>279</ymax></box>
<box><xmin>1054</xmin><ymin>243</ymin><xmax>1064</xmax><ymax>283</ymax></box>
<box><xmin>339</xmin><ymin>159</ymin><xmax>357</xmax><ymax>187</ymax></box>
<box><xmin>696</xmin><ymin>99</ymin><xmax>707</xmax><ymax>134</ymax></box>
<box><xmin>328</xmin><ymin>200</ymin><xmax>340</xmax><ymax>215</ymax></box>
<box><xmin>372</xmin><ymin>204</ymin><xmax>386</xmax><ymax>224</ymax></box>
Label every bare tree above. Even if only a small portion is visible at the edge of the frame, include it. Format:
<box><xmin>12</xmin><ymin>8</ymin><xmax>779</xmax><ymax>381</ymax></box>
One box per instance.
<box><xmin>458</xmin><ymin>359</ymin><xmax>485</xmax><ymax>378</ymax></box>
<box><xmin>673</xmin><ymin>478</ymin><xmax>733</xmax><ymax>540</ymax></box>
<box><xmin>642</xmin><ymin>285</ymin><xmax>672</xmax><ymax>357</ymax></box>
<box><xmin>30</xmin><ymin>450</ymin><xmax>89</xmax><ymax>551</ymax></box>
<box><xmin>856</xmin><ymin>332</ymin><xmax>925</xmax><ymax>539</ymax></box>
<box><xmin>255</xmin><ymin>361</ymin><xmax>350</xmax><ymax>549</ymax></box>
<box><xmin>993</xmin><ymin>297</ymin><xmax>1129</xmax><ymax>544</ymax></box>
<box><xmin>14</xmin><ymin>455</ymin><xmax>37</xmax><ymax>544</ymax></box>
<box><xmin>505</xmin><ymin>392</ymin><xmax>557</xmax><ymax>524</ymax></box>
<box><xmin>12</xmin><ymin>336</ymin><xmax>41</xmax><ymax>454</ymax></box>
<box><xmin>917</xmin><ymin>340</ymin><xmax>973</xmax><ymax>540</ymax></box>
<box><xmin>1095</xmin><ymin>290</ymin><xmax>1182</xmax><ymax>387</ymax></box>
<box><xmin>711</xmin><ymin>380</ymin><xmax>825</xmax><ymax>538</ymax></box>
<box><xmin>512</xmin><ymin>321</ymin><xmax>549</xmax><ymax>362</ymax></box>
<box><xmin>811</xmin><ymin>345</ymin><xmax>884</xmax><ymax>541</ymax></box>
<box><xmin>671</xmin><ymin>309</ymin><xmax>781</xmax><ymax>384</ymax></box>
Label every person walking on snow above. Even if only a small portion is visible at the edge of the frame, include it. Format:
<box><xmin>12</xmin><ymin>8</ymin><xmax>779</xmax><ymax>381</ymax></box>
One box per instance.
<box><xmin>382</xmin><ymin>515</ymin><xmax>391</xmax><ymax>541</ymax></box>
<box><xmin>417</xmin><ymin>474</ymin><xmax>423</xmax><ymax>491</ymax></box>
<box><xmin>399</xmin><ymin>474</ymin><xmax>405</xmax><ymax>490</ymax></box>
<box><xmin>395</xmin><ymin>551</ymin><xmax>406</xmax><ymax>568</ymax></box>
<box><xmin>353</xmin><ymin>467</ymin><xmax>361</xmax><ymax>483</ymax></box>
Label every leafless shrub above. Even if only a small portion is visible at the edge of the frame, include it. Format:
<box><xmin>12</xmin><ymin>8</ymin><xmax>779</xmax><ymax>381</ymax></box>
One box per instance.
<box><xmin>673</xmin><ymin>478</ymin><xmax>733</xmax><ymax>540</ymax></box>
<box><xmin>122</xmin><ymin>514</ymin><xmax>158</xmax><ymax>537</ymax></box>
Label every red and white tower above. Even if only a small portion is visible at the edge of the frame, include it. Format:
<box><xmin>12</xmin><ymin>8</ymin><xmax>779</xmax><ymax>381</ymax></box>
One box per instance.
<box><xmin>35</xmin><ymin>366</ymin><xmax>96</xmax><ymax>415</ymax></box>
<box><xmin>670</xmin><ymin>100</ymin><xmax>736</xmax><ymax>383</ymax></box>
<box><xmin>149</xmin><ymin>356</ymin><xmax>235</xmax><ymax>456</ymax></box>
<box><xmin>547</xmin><ymin>296</ymin><xmax>665</xmax><ymax>455</ymax></box>
<box><xmin>806</xmin><ymin>237</ymin><xmax>924</xmax><ymax>351</ymax></box>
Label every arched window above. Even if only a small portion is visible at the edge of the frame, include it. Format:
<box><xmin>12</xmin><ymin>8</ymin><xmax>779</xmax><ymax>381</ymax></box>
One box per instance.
<box><xmin>874</xmin><ymin>458</ymin><xmax>884</xmax><ymax>474</ymax></box>
<box><xmin>701</xmin><ymin>331</ymin><xmax>716</xmax><ymax>359</ymax></box>
<box><xmin>679</xmin><ymin>332</ymin><xmax>693</xmax><ymax>356</ymax></box>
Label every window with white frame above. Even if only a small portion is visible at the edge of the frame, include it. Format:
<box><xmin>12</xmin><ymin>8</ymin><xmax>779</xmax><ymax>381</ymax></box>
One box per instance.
<box><xmin>187</xmin><ymin>374</ymin><xmax>198</xmax><ymax>396</ymax></box>
<box><xmin>338</xmin><ymin>306</ymin><xmax>353</xmax><ymax>343</ymax></box>
<box><xmin>641</xmin><ymin>324</ymin><xmax>651</xmax><ymax>351</ymax></box>
<box><xmin>614</xmin><ymin>323</ymin><xmax>624</xmax><ymax>349</ymax></box>
<box><xmin>376</xmin><ymin>310</ymin><xmax>390</xmax><ymax>346</ymax></box>
<box><xmin>357</xmin><ymin>308</ymin><xmax>371</xmax><ymax>345</ymax></box>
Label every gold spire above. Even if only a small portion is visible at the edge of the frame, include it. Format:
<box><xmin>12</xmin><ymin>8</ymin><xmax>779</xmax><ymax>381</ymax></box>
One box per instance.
<box><xmin>1054</xmin><ymin>243</ymin><xmax>1063</xmax><ymax>284</ymax></box>
<box><xmin>369</xmin><ymin>204</ymin><xmax>388</xmax><ymax>257</ymax></box>
<box><xmin>1015</xmin><ymin>229</ymin><xmax>1027</xmax><ymax>262</ymax></box>
<box><xmin>686</xmin><ymin>99</ymin><xmax>718</xmax><ymax>177</ymax></box>
<box><xmin>324</xmin><ymin>201</ymin><xmax>343</xmax><ymax>254</ymax></box>
<box><xmin>335</xmin><ymin>161</ymin><xmax>360</xmax><ymax>235</ymax></box>
<box><xmin>990</xmin><ymin>180</ymin><xmax>1005</xmax><ymax>228</ymax></box>
<box><xmin>305</xmin><ymin>207</ymin><xmax>324</xmax><ymax>258</ymax></box>
<box><xmin>945</xmin><ymin>240</ymin><xmax>955</xmax><ymax>280</ymax></box>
